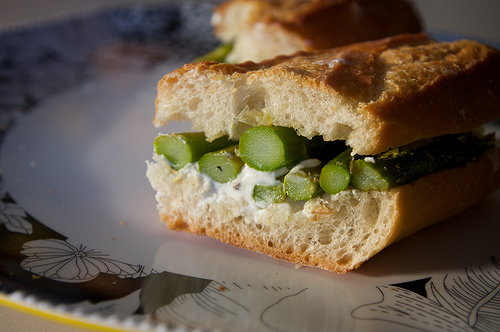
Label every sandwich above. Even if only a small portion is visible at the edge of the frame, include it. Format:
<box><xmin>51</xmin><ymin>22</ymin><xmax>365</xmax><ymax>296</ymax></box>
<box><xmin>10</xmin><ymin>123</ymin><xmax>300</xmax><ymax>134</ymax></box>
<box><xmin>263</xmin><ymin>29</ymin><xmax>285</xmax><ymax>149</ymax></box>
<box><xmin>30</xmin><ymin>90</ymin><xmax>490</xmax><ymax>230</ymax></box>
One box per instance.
<box><xmin>146</xmin><ymin>33</ymin><xmax>500</xmax><ymax>273</ymax></box>
<box><xmin>208</xmin><ymin>0</ymin><xmax>422</xmax><ymax>63</ymax></box>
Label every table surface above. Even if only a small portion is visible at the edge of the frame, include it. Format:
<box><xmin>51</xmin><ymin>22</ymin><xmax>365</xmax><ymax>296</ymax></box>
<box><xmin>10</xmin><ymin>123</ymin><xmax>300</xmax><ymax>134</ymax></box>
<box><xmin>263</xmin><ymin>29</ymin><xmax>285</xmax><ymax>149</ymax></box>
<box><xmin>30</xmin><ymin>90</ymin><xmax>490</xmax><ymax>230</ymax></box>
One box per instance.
<box><xmin>1</xmin><ymin>0</ymin><xmax>499</xmax><ymax>331</ymax></box>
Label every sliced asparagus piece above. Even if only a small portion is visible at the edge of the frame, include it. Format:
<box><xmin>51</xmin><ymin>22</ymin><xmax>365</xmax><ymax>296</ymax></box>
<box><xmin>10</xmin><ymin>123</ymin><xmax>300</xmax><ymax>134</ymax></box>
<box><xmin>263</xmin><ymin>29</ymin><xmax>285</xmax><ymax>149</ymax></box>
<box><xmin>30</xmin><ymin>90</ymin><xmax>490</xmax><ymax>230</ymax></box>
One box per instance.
<box><xmin>198</xmin><ymin>145</ymin><xmax>244</xmax><ymax>183</ymax></box>
<box><xmin>253</xmin><ymin>182</ymin><xmax>286</xmax><ymax>208</ymax></box>
<box><xmin>350</xmin><ymin>158</ymin><xmax>392</xmax><ymax>191</ymax></box>
<box><xmin>154</xmin><ymin>132</ymin><xmax>235</xmax><ymax>170</ymax></box>
<box><xmin>239</xmin><ymin>126</ymin><xmax>309</xmax><ymax>172</ymax></box>
<box><xmin>284</xmin><ymin>159</ymin><xmax>323</xmax><ymax>201</ymax></box>
<box><xmin>351</xmin><ymin>132</ymin><xmax>495</xmax><ymax>191</ymax></box>
<box><xmin>319</xmin><ymin>148</ymin><xmax>352</xmax><ymax>194</ymax></box>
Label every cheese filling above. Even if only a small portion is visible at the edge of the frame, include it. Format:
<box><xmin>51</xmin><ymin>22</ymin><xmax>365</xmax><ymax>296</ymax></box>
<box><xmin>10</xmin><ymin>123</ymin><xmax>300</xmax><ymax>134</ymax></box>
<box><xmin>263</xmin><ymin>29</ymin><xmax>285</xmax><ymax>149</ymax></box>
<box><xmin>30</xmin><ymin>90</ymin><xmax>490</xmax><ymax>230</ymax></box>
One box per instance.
<box><xmin>151</xmin><ymin>127</ymin><xmax>496</xmax><ymax>222</ymax></box>
<box><xmin>179</xmin><ymin>162</ymin><xmax>307</xmax><ymax>219</ymax></box>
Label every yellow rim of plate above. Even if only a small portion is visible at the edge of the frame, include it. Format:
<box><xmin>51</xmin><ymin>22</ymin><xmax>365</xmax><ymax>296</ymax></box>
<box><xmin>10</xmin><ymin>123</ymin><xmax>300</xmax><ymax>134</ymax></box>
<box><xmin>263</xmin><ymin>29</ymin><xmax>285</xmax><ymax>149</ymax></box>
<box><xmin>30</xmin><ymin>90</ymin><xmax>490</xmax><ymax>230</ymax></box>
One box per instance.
<box><xmin>0</xmin><ymin>292</ymin><xmax>139</xmax><ymax>331</ymax></box>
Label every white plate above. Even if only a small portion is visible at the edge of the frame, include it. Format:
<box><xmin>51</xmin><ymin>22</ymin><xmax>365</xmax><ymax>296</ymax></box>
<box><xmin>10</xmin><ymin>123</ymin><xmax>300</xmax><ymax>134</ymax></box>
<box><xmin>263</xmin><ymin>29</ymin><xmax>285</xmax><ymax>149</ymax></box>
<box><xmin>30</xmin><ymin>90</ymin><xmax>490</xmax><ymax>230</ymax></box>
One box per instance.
<box><xmin>1</xmin><ymin>2</ymin><xmax>500</xmax><ymax>331</ymax></box>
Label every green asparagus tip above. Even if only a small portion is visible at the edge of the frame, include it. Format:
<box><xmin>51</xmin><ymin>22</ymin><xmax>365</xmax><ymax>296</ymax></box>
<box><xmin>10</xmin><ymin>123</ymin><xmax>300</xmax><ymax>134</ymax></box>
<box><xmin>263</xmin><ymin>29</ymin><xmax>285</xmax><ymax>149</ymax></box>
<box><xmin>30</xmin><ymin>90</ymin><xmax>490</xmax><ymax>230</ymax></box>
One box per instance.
<box><xmin>193</xmin><ymin>43</ymin><xmax>233</xmax><ymax>63</ymax></box>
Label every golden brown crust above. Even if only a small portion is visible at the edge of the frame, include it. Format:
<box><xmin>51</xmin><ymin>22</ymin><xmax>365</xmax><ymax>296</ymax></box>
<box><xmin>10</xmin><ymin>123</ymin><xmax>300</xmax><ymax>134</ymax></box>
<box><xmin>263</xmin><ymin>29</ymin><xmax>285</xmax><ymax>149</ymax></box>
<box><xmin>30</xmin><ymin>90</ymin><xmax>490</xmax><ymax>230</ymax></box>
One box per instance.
<box><xmin>364</xmin><ymin>38</ymin><xmax>500</xmax><ymax>153</ymax></box>
<box><xmin>154</xmin><ymin>34</ymin><xmax>500</xmax><ymax>155</ymax></box>
<box><xmin>158</xmin><ymin>148</ymin><xmax>500</xmax><ymax>273</ymax></box>
<box><xmin>214</xmin><ymin>0</ymin><xmax>422</xmax><ymax>50</ymax></box>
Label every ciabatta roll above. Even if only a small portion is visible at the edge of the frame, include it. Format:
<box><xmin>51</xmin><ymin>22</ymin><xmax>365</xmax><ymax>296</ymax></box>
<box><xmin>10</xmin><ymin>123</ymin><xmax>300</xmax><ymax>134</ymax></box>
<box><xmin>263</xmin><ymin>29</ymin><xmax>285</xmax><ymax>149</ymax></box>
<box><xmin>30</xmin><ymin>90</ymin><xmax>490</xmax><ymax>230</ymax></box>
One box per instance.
<box><xmin>147</xmin><ymin>34</ymin><xmax>500</xmax><ymax>273</ymax></box>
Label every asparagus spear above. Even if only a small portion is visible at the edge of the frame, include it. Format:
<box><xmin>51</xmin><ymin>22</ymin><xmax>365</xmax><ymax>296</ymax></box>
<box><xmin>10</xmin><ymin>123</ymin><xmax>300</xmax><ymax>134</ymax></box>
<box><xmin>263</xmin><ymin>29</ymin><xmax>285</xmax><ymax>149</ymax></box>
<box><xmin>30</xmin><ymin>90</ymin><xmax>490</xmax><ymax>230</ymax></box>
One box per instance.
<box><xmin>239</xmin><ymin>126</ymin><xmax>310</xmax><ymax>172</ymax></box>
<box><xmin>198</xmin><ymin>145</ymin><xmax>244</xmax><ymax>183</ymax></box>
<box><xmin>193</xmin><ymin>43</ymin><xmax>233</xmax><ymax>63</ymax></box>
<box><xmin>350</xmin><ymin>132</ymin><xmax>495</xmax><ymax>191</ymax></box>
<box><xmin>154</xmin><ymin>132</ymin><xmax>236</xmax><ymax>170</ymax></box>
<box><xmin>350</xmin><ymin>157</ymin><xmax>393</xmax><ymax>191</ymax></box>
<box><xmin>319</xmin><ymin>148</ymin><xmax>352</xmax><ymax>194</ymax></box>
<box><xmin>253</xmin><ymin>182</ymin><xmax>286</xmax><ymax>208</ymax></box>
<box><xmin>284</xmin><ymin>159</ymin><xmax>323</xmax><ymax>201</ymax></box>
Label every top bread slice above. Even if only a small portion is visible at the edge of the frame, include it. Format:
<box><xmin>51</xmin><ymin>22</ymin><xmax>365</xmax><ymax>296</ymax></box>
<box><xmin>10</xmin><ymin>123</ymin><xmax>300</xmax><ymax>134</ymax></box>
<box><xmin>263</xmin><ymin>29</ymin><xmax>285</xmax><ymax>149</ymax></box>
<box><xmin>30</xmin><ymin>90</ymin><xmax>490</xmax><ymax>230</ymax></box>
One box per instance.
<box><xmin>154</xmin><ymin>34</ymin><xmax>500</xmax><ymax>155</ymax></box>
<box><xmin>211</xmin><ymin>0</ymin><xmax>422</xmax><ymax>62</ymax></box>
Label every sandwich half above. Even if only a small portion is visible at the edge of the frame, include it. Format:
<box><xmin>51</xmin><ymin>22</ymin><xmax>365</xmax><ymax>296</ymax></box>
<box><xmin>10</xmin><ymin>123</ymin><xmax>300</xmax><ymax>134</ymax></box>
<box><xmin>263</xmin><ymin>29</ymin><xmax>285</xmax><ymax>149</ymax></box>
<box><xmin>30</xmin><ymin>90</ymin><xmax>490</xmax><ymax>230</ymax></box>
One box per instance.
<box><xmin>147</xmin><ymin>34</ymin><xmax>500</xmax><ymax>273</ymax></box>
<box><xmin>210</xmin><ymin>0</ymin><xmax>422</xmax><ymax>62</ymax></box>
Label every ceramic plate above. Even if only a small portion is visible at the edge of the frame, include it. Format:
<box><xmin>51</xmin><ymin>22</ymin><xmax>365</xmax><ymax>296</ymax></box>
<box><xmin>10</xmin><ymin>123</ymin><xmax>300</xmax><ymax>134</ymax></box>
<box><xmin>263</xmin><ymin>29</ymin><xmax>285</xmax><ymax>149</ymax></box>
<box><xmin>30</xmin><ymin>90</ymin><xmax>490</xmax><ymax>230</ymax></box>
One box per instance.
<box><xmin>1</xmin><ymin>2</ymin><xmax>500</xmax><ymax>331</ymax></box>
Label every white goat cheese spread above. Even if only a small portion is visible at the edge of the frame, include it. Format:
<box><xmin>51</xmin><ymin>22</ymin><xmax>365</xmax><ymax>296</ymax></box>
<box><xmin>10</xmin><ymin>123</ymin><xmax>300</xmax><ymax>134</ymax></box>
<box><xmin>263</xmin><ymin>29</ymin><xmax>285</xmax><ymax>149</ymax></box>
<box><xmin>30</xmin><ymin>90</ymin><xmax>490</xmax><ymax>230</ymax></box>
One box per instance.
<box><xmin>177</xmin><ymin>161</ymin><xmax>307</xmax><ymax>224</ymax></box>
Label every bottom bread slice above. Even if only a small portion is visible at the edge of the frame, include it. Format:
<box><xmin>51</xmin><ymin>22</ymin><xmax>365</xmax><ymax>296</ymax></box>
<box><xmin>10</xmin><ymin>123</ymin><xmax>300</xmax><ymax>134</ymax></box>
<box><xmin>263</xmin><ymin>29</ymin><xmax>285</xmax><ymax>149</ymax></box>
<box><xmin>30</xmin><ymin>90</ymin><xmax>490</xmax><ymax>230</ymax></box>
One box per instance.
<box><xmin>146</xmin><ymin>148</ymin><xmax>500</xmax><ymax>273</ymax></box>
